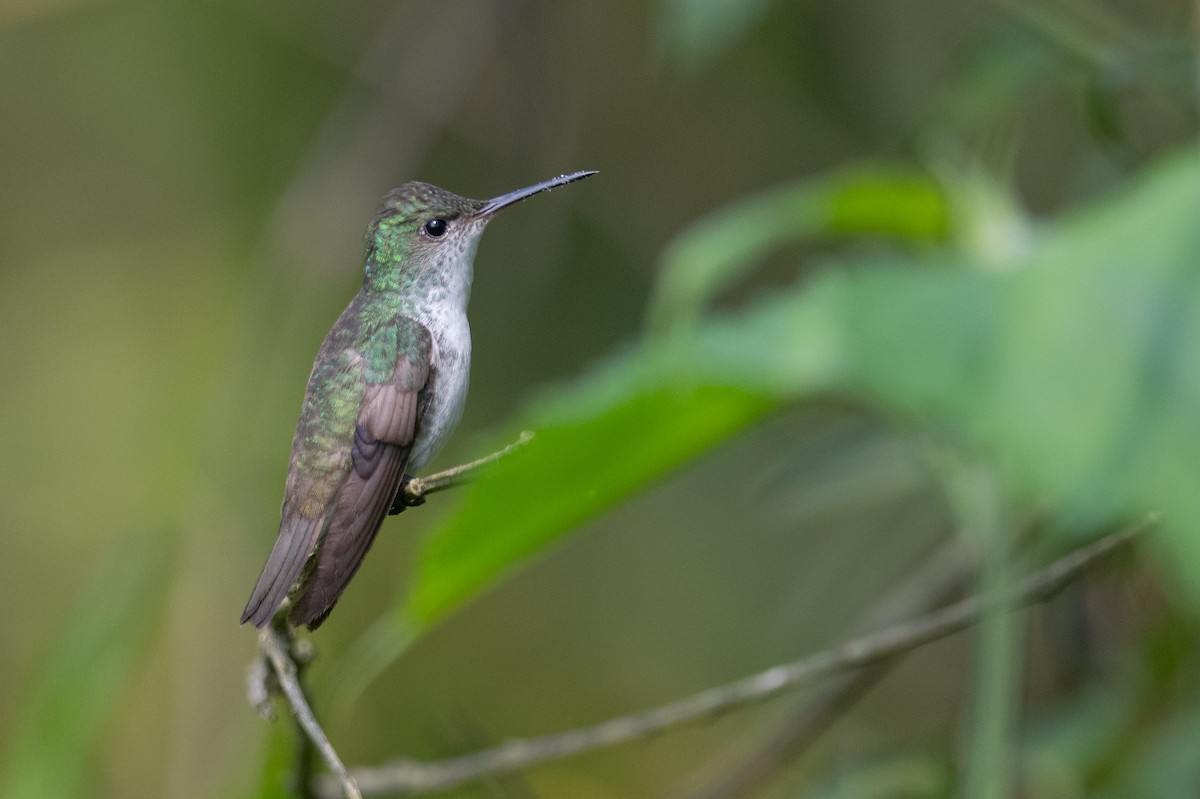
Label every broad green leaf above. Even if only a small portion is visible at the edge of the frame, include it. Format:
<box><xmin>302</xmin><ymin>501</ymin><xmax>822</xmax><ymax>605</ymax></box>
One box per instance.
<box><xmin>984</xmin><ymin>147</ymin><xmax>1200</xmax><ymax>523</ymax></box>
<box><xmin>649</xmin><ymin>167</ymin><xmax>948</xmax><ymax>333</ymax></box>
<box><xmin>675</xmin><ymin>146</ymin><xmax>1200</xmax><ymax>596</ymax></box>
<box><xmin>0</xmin><ymin>548</ymin><xmax>165</xmax><ymax>799</ymax></box>
<box><xmin>408</xmin><ymin>384</ymin><xmax>774</xmax><ymax>626</ymax></box>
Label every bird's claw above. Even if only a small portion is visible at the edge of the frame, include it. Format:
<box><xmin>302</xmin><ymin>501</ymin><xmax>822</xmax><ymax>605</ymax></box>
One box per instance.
<box><xmin>389</xmin><ymin>474</ymin><xmax>425</xmax><ymax>515</ymax></box>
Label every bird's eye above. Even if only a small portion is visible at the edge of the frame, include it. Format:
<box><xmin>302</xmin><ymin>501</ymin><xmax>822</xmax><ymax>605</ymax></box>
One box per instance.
<box><xmin>423</xmin><ymin>219</ymin><xmax>447</xmax><ymax>238</ymax></box>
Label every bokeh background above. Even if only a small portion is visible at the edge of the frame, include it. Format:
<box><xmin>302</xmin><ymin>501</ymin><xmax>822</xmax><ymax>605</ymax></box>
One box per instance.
<box><xmin>1</xmin><ymin>1</ymin><xmax>1199</xmax><ymax>797</ymax></box>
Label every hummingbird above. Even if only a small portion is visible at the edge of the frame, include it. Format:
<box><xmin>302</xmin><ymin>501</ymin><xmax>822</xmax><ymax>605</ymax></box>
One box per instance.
<box><xmin>241</xmin><ymin>170</ymin><xmax>597</xmax><ymax>630</ymax></box>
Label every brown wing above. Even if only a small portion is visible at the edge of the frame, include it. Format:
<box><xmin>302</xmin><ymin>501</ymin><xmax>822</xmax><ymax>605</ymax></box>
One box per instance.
<box><xmin>287</xmin><ymin>351</ymin><xmax>430</xmax><ymax>629</ymax></box>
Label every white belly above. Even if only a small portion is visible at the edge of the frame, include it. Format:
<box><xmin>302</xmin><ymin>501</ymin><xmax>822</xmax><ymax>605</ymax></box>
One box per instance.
<box><xmin>409</xmin><ymin>308</ymin><xmax>471</xmax><ymax>471</ymax></box>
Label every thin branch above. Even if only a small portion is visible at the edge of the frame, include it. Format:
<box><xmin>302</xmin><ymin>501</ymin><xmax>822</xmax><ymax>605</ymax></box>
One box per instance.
<box><xmin>395</xmin><ymin>431</ymin><xmax>534</xmax><ymax>509</ymax></box>
<box><xmin>674</xmin><ymin>537</ymin><xmax>983</xmax><ymax>799</ymax></box>
<box><xmin>681</xmin><ymin>514</ymin><xmax>1054</xmax><ymax>799</ymax></box>
<box><xmin>261</xmin><ymin>622</ymin><xmax>363</xmax><ymax>799</ymax></box>
<box><xmin>318</xmin><ymin>525</ymin><xmax>1139</xmax><ymax>798</ymax></box>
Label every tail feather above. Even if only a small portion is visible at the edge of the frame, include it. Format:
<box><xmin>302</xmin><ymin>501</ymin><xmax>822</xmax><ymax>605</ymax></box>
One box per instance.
<box><xmin>241</xmin><ymin>513</ymin><xmax>325</xmax><ymax>628</ymax></box>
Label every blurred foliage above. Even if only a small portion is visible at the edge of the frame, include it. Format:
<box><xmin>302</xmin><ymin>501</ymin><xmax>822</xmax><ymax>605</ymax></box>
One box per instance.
<box><xmin>660</xmin><ymin>0</ymin><xmax>773</xmax><ymax>71</ymax></box>
<box><xmin>649</xmin><ymin>167</ymin><xmax>950</xmax><ymax>332</ymax></box>
<box><xmin>0</xmin><ymin>550</ymin><xmax>166</xmax><ymax>799</ymax></box>
<box><xmin>397</xmin><ymin>144</ymin><xmax>1199</xmax><ymax>644</ymax></box>
<box><xmin>0</xmin><ymin>0</ymin><xmax>1198</xmax><ymax>798</ymax></box>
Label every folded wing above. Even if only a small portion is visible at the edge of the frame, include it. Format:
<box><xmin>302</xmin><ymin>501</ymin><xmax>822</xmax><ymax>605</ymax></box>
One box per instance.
<box><xmin>241</xmin><ymin>321</ymin><xmax>432</xmax><ymax>629</ymax></box>
<box><xmin>287</xmin><ymin>375</ymin><xmax>425</xmax><ymax>628</ymax></box>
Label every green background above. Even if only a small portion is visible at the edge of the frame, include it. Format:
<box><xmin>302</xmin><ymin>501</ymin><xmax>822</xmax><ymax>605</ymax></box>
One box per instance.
<box><xmin>1</xmin><ymin>1</ymin><xmax>1198</xmax><ymax>797</ymax></box>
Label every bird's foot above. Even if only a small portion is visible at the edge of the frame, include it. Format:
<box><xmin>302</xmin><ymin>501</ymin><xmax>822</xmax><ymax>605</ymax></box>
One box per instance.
<box><xmin>389</xmin><ymin>474</ymin><xmax>425</xmax><ymax>515</ymax></box>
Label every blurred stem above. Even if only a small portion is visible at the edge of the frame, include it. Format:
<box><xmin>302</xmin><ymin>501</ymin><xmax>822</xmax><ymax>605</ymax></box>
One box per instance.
<box><xmin>676</xmin><ymin>538</ymin><xmax>982</xmax><ymax>799</ymax></box>
<box><xmin>315</xmin><ymin>527</ymin><xmax>1138</xmax><ymax>798</ymax></box>
<box><xmin>953</xmin><ymin>467</ymin><xmax>1019</xmax><ymax>799</ymax></box>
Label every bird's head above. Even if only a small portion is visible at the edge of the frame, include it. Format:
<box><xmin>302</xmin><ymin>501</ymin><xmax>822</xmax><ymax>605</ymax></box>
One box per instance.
<box><xmin>363</xmin><ymin>171</ymin><xmax>596</xmax><ymax>292</ymax></box>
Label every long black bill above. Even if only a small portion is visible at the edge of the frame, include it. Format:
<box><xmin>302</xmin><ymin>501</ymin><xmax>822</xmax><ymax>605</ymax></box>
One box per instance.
<box><xmin>476</xmin><ymin>170</ymin><xmax>597</xmax><ymax>217</ymax></box>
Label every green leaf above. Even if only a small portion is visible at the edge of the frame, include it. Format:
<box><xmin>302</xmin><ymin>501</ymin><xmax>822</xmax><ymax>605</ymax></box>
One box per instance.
<box><xmin>664</xmin><ymin>145</ymin><xmax>1200</xmax><ymax>598</ymax></box>
<box><xmin>649</xmin><ymin>166</ymin><xmax>948</xmax><ymax>333</ymax></box>
<box><xmin>408</xmin><ymin>384</ymin><xmax>774</xmax><ymax>626</ymax></box>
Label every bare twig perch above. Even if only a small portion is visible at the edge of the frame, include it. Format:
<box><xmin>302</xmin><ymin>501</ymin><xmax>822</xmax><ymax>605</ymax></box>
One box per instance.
<box><xmin>397</xmin><ymin>430</ymin><xmax>534</xmax><ymax>508</ymax></box>
<box><xmin>260</xmin><ymin>621</ymin><xmax>362</xmax><ymax>799</ymax></box>
<box><xmin>314</xmin><ymin>525</ymin><xmax>1138</xmax><ymax>798</ymax></box>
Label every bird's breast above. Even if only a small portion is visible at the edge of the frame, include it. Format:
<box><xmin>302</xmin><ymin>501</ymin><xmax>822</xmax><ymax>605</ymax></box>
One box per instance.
<box><xmin>410</xmin><ymin>305</ymin><xmax>471</xmax><ymax>471</ymax></box>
